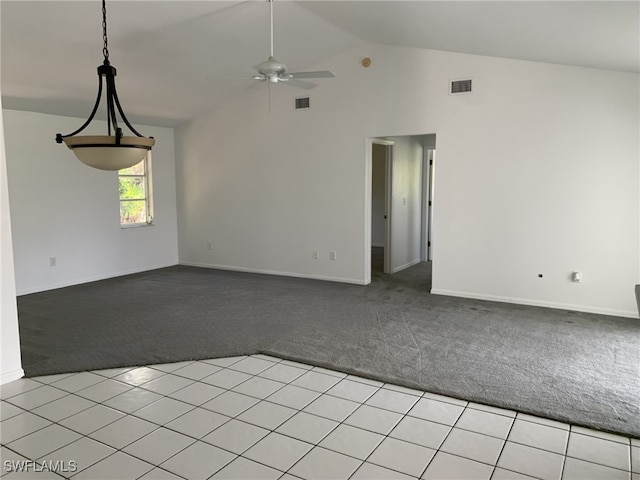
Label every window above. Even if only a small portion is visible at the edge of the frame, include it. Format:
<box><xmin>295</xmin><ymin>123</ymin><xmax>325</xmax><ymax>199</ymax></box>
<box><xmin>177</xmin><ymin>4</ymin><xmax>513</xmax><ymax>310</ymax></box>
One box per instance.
<box><xmin>118</xmin><ymin>153</ymin><xmax>153</xmax><ymax>226</ymax></box>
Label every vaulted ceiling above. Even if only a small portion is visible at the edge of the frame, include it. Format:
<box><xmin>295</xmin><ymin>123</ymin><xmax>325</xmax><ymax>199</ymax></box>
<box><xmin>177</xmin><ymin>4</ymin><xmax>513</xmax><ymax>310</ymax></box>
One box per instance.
<box><xmin>2</xmin><ymin>1</ymin><xmax>638</xmax><ymax>127</ymax></box>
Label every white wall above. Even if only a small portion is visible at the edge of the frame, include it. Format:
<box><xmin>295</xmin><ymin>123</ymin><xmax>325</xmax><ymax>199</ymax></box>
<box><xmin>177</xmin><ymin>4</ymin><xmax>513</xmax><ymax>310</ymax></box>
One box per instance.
<box><xmin>175</xmin><ymin>87</ymin><xmax>370</xmax><ymax>284</ymax></box>
<box><xmin>1</xmin><ymin>102</ymin><xmax>23</xmax><ymax>384</ymax></box>
<box><xmin>175</xmin><ymin>43</ymin><xmax>639</xmax><ymax>317</ymax></box>
<box><xmin>427</xmin><ymin>54</ymin><xmax>639</xmax><ymax>318</ymax></box>
<box><xmin>371</xmin><ymin>144</ymin><xmax>386</xmax><ymax>247</ymax></box>
<box><xmin>4</xmin><ymin>110</ymin><xmax>179</xmax><ymax>295</ymax></box>
<box><xmin>387</xmin><ymin>135</ymin><xmax>423</xmax><ymax>273</ymax></box>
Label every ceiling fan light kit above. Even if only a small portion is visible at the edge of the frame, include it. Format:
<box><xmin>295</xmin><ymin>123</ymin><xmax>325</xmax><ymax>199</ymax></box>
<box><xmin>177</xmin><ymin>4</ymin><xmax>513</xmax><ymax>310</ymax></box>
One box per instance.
<box><xmin>55</xmin><ymin>0</ymin><xmax>154</xmax><ymax>171</ymax></box>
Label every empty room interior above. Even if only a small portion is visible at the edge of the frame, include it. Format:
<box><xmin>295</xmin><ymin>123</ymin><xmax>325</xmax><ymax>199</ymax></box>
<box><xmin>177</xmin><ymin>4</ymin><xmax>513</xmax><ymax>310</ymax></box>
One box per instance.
<box><xmin>1</xmin><ymin>1</ymin><xmax>639</xmax><ymax>479</ymax></box>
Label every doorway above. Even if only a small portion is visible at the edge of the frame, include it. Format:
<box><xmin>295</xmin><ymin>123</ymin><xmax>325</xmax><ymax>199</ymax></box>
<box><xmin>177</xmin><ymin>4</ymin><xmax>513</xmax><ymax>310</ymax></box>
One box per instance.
<box><xmin>366</xmin><ymin>134</ymin><xmax>436</xmax><ymax>286</ymax></box>
<box><xmin>371</xmin><ymin>141</ymin><xmax>393</xmax><ymax>276</ymax></box>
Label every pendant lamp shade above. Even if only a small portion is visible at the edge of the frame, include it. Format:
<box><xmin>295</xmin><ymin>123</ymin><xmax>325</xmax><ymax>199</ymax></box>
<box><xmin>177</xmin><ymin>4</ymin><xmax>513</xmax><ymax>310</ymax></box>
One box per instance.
<box><xmin>61</xmin><ymin>135</ymin><xmax>155</xmax><ymax>171</ymax></box>
<box><xmin>56</xmin><ymin>0</ymin><xmax>154</xmax><ymax>171</ymax></box>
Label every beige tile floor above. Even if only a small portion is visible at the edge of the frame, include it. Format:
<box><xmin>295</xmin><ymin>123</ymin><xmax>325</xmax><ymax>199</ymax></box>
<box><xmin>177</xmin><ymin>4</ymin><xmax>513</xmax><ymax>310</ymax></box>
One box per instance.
<box><xmin>1</xmin><ymin>354</ymin><xmax>637</xmax><ymax>479</ymax></box>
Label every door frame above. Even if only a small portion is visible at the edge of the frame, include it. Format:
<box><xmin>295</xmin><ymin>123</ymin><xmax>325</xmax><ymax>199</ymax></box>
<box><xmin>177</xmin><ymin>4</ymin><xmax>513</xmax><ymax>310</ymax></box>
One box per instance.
<box><xmin>365</xmin><ymin>137</ymin><xmax>395</xmax><ymax>284</ymax></box>
<box><xmin>421</xmin><ymin>148</ymin><xmax>435</xmax><ymax>262</ymax></box>
<box><xmin>426</xmin><ymin>149</ymin><xmax>435</xmax><ymax>261</ymax></box>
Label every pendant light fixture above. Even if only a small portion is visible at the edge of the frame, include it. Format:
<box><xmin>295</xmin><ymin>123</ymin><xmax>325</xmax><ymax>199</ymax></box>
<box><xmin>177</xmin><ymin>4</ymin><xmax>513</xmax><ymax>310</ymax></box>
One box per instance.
<box><xmin>55</xmin><ymin>0</ymin><xmax>154</xmax><ymax>171</ymax></box>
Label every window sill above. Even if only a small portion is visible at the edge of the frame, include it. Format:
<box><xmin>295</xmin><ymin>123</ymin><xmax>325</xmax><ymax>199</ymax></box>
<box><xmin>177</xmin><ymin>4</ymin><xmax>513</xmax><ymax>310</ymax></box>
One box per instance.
<box><xmin>120</xmin><ymin>222</ymin><xmax>154</xmax><ymax>230</ymax></box>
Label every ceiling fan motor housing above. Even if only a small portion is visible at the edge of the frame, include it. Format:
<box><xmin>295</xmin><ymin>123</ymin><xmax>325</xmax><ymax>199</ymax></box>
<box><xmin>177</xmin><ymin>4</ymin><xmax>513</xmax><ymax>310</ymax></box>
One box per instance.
<box><xmin>258</xmin><ymin>56</ymin><xmax>287</xmax><ymax>76</ymax></box>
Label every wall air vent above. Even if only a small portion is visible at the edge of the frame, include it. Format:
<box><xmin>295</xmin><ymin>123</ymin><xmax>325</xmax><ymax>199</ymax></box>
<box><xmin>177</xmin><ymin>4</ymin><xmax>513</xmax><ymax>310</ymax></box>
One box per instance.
<box><xmin>450</xmin><ymin>78</ymin><xmax>473</xmax><ymax>95</ymax></box>
<box><xmin>294</xmin><ymin>96</ymin><xmax>311</xmax><ymax>110</ymax></box>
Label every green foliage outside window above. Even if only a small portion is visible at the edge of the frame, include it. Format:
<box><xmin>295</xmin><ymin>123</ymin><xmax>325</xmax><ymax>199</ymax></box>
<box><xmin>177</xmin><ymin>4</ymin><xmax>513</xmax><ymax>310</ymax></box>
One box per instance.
<box><xmin>118</xmin><ymin>157</ymin><xmax>152</xmax><ymax>225</ymax></box>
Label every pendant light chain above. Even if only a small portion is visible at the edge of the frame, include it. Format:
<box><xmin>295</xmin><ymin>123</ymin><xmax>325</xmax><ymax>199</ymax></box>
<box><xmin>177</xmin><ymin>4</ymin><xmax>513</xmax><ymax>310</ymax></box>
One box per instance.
<box><xmin>102</xmin><ymin>0</ymin><xmax>110</xmax><ymax>63</ymax></box>
<box><xmin>55</xmin><ymin>0</ymin><xmax>155</xmax><ymax>170</ymax></box>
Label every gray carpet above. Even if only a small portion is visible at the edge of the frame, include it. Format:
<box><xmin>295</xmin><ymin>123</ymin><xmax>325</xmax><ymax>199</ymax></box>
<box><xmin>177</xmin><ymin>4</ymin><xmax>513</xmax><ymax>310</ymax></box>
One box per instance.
<box><xmin>16</xmin><ymin>257</ymin><xmax>640</xmax><ymax>438</ymax></box>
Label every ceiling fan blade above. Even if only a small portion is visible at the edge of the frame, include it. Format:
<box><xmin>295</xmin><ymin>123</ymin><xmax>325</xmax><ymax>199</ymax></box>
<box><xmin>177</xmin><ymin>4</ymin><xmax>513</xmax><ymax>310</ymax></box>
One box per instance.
<box><xmin>287</xmin><ymin>71</ymin><xmax>335</xmax><ymax>79</ymax></box>
<box><xmin>280</xmin><ymin>79</ymin><xmax>317</xmax><ymax>90</ymax></box>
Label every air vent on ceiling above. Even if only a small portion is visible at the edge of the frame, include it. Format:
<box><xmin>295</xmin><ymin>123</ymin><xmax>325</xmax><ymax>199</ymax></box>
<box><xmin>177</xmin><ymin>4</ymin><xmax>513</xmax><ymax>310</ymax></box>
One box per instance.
<box><xmin>450</xmin><ymin>78</ymin><xmax>473</xmax><ymax>95</ymax></box>
<box><xmin>295</xmin><ymin>96</ymin><xmax>311</xmax><ymax>110</ymax></box>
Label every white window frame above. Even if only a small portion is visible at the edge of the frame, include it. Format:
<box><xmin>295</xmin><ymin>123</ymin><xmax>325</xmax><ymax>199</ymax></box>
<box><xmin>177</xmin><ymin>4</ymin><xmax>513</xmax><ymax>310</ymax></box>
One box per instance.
<box><xmin>118</xmin><ymin>152</ymin><xmax>154</xmax><ymax>228</ymax></box>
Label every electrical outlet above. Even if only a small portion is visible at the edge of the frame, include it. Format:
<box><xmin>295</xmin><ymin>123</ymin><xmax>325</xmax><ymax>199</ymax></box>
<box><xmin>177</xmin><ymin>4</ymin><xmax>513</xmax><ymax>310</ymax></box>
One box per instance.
<box><xmin>207</xmin><ymin>241</ymin><xmax>213</xmax><ymax>251</ymax></box>
<box><xmin>50</xmin><ymin>257</ymin><xmax>57</xmax><ymax>267</ymax></box>
<box><xmin>313</xmin><ymin>250</ymin><xmax>319</xmax><ymax>259</ymax></box>
<box><xmin>329</xmin><ymin>251</ymin><xmax>337</xmax><ymax>261</ymax></box>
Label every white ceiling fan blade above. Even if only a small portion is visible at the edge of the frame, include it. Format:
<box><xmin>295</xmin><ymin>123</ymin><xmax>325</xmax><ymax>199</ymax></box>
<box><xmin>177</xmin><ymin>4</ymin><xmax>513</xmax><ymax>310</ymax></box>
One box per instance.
<box><xmin>287</xmin><ymin>71</ymin><xmax>335</xmax><ymax>79</ymax></box>
<box><xmin>280</xmin><ymin>79</ymin><xmax>317</xmax><ymax>90</ymax></box>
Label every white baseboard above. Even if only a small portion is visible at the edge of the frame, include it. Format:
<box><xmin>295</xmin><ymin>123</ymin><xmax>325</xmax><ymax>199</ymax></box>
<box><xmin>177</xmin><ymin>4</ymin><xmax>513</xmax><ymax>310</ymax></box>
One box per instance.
<box><xmin>391</xmin><ymin>258</ymin><xmax>421</xmax><ymax>274</ymax></box>
<box><xmin>431</xmin><ymin>289</ymin><xmax>639</xmax><ymax>319</ymax></box>
<box><xmin>179</xmin><ymin>261</ymin><xmax>368</xmax><ymax>286</ymax></box>
<box><xmin>16</xmin><ymin>262</ymin><xmax>180</xmax><ymax>296</ymax></box>
<box><xmin>0</xmin><ymin>367</ymin><xmax>24</xmax><ymax>385</ymax></box>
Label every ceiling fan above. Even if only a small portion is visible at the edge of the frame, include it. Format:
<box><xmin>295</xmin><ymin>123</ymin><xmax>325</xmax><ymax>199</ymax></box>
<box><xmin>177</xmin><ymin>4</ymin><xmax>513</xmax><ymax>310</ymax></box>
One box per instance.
<box><xmin>253</xmin><ymin>0</ymin><xmax>335</xmax><ymax>87</ymax></box>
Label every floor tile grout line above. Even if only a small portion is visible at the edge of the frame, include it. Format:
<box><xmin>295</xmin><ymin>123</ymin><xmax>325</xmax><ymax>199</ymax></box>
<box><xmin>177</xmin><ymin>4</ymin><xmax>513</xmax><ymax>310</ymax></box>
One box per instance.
<box><xmin>201</xmin><ymin>410</ymin><xmax>316</xmax><ymax>476</ymax></box>
<box><xmin>30</xmin><ymin>391</ymin><xmax>106</xmax><ymax>422</ymax></box>
<box><xmin>1</xmin><ymin>393</ymin><xmax>104</xmax><ymax>446</ymax></box>
<box><xmin>570</xmin><ymin>425</ymin><xmax>632</xmax><ymax>445</ymax></box>
<box><xmin>285</xmin><ymin>444</ymin><xmax>366</xmax><ymax>479</ymax></box>
<box><xmin>5</xmin><ymin>428</ymin><xmax>104</xmax><ymax>479</ymax></box>
<box><xmin>498</xmin><ymin>438</ymin><xmax>567</xmax><ymax>461</ymax></box>
<box><xmin>571</xmin><ymin>427</ymin><xmax>635</xmax><ymax>446</ymax></box>
<box><xmin>564</xmin><ymin>425</ymin><xmax>633</xmax><ymax>472</ymax></box>
<box><xmin>415</xmin><ymin>400</ymin><xmax>468</xmax><ymax>479</ymax></box>
<box><xmin>215</xmin><ymin>450</ymin><xmax>289</xmax><ymax>478</ymax></box>
<box><xmin>4</xmin><ymin>371</ymin><xmax>137</xmax><ymax>412</ymax></box>
<box><xmin>2</xmin><ymin>384</ymin><xmax>75</xmax><ymax>412</ymax></box>
<box><xmin>414</xmin><ymin>399</ymin><xmax>545</xmax><ymax>478</ymax></box>
<box><xmin>131</xmin><ymin>430</ymin><xmax>225</xmax><ymax>480</ymax></box>
<box><xmin>488</xmin><ymin>412</ymin><xmax>517</xmax><ymax>480</ymax></box>
<box><xmin>559</xmin><ymin>425</ymin><xmax>572</xmax><ymax>480</ymax></box>
<box><xmin>307</xmin><ymin>394</ymin><xmax>431</xmax><ymax>478</ymax></box>
<box><xmin>82</xmin><ymin>423</ymin><xmax>194</xmax><ymax>479</ymax></box>
<box><xmin>355</xmin><ymin>433</ymin><xmax>426</xmax><ymax>478</ymax></box>
<box><xmin>563</xmin><ymin>453</ymin><xmax>631</xmax><ymax>473</ymax></box>
<box><xmin>515</xmin><ymin>412</ymin><xmax>571</xmax><ymax>432</ymax></box>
